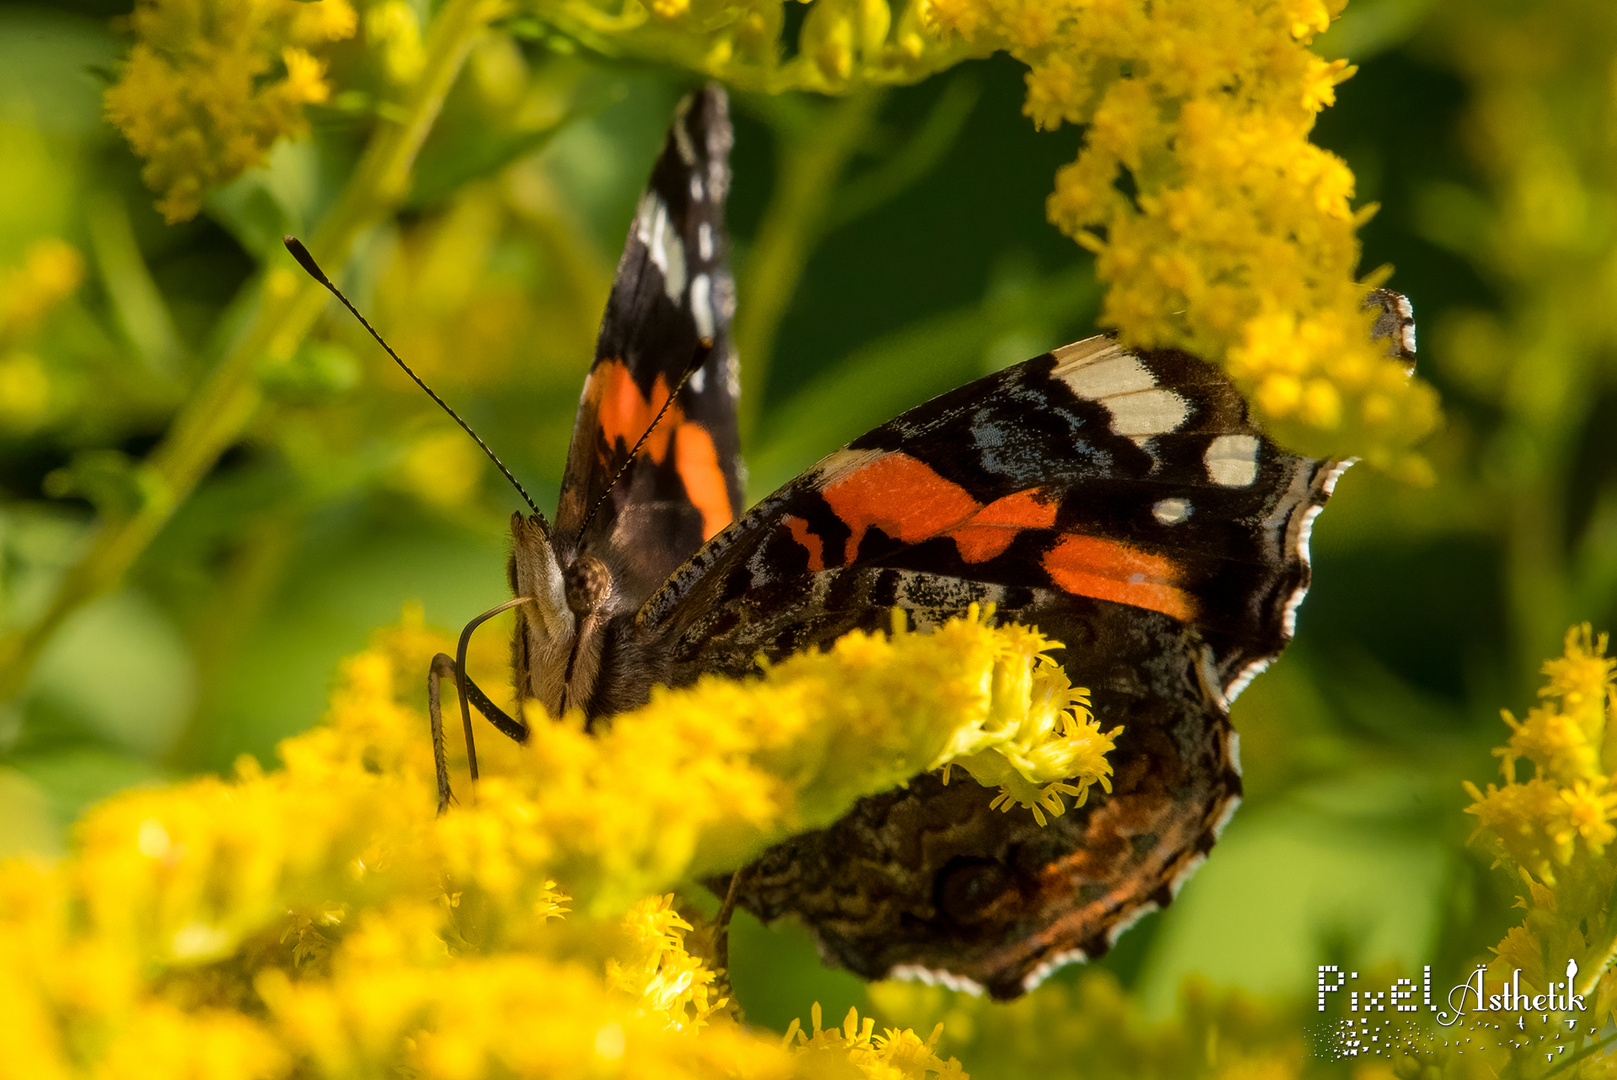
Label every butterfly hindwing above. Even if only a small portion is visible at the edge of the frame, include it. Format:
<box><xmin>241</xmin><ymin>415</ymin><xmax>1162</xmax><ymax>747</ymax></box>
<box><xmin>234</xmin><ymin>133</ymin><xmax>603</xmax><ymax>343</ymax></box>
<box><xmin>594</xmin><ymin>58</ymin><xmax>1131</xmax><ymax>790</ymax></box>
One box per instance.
<box><xmin>555</xmin><ymin>85</ymin><xmax>744</xmax><ymax>603</ymax></box>
<box><xmin>637</xmin><ymin>336</ymin><xmax>1345</xmax><ymax>996</ymax></box>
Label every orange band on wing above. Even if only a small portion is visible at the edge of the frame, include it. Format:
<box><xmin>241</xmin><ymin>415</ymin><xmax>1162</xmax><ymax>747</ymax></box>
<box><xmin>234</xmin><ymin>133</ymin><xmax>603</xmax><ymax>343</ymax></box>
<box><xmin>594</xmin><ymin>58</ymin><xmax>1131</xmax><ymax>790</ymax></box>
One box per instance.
<box><xmin>581</xmin><ymin>358</ymin><xmax>732</xmax><ymax>538</ymax></box>
<box><xmin>784</xmin><ymin>514</ymin><xmax>825</xmax><ymax>572</ymax></box>
<box><xmin>675</xmin><ymin>421</ymin><xmax>733</xmax><ymax>540</ymax></box>
<box><xmin>1042</xmin><ymin>534</ymin><xmax>1195</xmax><ymax>622</ymax></box>
<box><xmin>812</xmin><ymin>452</ymin><xmax>1062</xmax><ymax>567</ymax></box>
<box><xmin>820</xmin><ymin>453</ymin><xmax>981</xmax><ymax>564</ymax></box>
<box><xmin>950</xmin><ymin>489</ymin><xmax>1059</xmax><ymax>563</ymax></box>
<box><xmin>593</xmin><ymin>360</ymin><xmax>676</xmax><ymax>459</ymax></box>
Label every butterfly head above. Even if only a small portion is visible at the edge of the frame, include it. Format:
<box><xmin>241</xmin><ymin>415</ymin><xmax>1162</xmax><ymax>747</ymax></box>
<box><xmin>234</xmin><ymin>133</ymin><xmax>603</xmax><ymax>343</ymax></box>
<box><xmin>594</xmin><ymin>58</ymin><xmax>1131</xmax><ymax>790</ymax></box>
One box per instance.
<box><xmin>507</xmin><ymin>511</ymin><xmax>577</xmax><ymax>718</ymax></box>
<box><xmin>507</xmin><ymin>512</ymin><xmax>628</xmax><ymax>721</ymax></box>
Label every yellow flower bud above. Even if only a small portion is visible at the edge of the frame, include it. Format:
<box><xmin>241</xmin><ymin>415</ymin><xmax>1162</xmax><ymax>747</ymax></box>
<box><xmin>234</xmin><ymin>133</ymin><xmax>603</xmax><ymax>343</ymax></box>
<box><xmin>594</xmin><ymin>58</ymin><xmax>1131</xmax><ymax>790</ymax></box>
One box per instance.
<box><xmin>800</xmin><ymin>0</ymin><xmax>856</xmax><ymax>83</ymax></box>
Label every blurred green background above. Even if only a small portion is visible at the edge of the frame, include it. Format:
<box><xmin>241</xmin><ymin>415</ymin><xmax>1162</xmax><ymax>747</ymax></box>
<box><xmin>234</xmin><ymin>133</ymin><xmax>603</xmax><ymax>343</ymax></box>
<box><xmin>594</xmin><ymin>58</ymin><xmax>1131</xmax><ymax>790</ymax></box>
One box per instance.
<box><xmin>0</xmin><ymin>0</ymin><xmax>1614</xmax><ymax>1052</ymax></box>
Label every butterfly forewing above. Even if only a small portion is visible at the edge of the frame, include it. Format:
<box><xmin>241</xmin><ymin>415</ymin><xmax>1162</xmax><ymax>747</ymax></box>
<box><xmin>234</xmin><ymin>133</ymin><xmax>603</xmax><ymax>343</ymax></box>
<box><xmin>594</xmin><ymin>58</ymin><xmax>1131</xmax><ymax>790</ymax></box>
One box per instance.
<box><xmin>554</xmin><ymin>85</ymin><xmax>744</xmax><ymax>603</ymax></box>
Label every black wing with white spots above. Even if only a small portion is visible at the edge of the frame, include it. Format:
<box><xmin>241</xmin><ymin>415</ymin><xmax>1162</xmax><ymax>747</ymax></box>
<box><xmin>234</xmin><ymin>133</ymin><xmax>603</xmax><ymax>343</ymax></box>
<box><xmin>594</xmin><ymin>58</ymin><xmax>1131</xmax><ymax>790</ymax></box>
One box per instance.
<box><xmin>554</xmin><ymin>85</ymin><xmax>744</xmax><ymax>606</ymax></box>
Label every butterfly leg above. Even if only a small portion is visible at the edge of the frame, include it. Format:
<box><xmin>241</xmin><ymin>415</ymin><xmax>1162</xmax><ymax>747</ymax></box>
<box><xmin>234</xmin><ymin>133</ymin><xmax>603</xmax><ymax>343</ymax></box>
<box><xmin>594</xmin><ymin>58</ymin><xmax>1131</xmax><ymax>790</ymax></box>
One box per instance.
<box><xmin>426</xmin><ymin>596</ymin><xmax>533</xmax><ymax>814</ymax></box>
<box><xmin>712</xmin><ymin>866</ymin><xmax>748</xmax><ymax>977</ymax></box>
<box><xmin>427</xmin><ymin>654</ymin><xmax>528</xmax><ymax>813</ymax></box>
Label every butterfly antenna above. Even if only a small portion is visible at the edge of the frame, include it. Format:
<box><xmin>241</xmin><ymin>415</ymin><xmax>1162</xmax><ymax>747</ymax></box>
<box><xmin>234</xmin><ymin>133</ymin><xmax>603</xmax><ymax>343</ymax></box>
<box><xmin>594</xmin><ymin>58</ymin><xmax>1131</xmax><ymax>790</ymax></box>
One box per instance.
<box><xmin>282</xmin><ymin>236</ymin><xmax>544</xmax><ymax>519</ymax></box>
<box><xmin>573</xmin><ymin>338</ymin><xmax>714</xmax><ymax>547</ymax></box>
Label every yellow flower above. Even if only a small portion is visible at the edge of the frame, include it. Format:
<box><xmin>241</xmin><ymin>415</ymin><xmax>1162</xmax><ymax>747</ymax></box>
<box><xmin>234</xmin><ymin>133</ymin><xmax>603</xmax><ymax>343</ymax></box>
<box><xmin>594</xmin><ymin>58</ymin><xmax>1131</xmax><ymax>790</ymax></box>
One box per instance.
<box><xmin>1301</xmin><ymin>56</ymin><xmax>1354</xmax><ymax>111</ymax></box>
<box><xmin>1555</xmin><ymin>778</ymin><xmax>1617</xmax><ymax>853</ymax></box>
<box><xmin>104</xmin><ymin>0</ymin><xmax>357</xmax><ymax>223</ymax></box>
<box><xmin>919</xmin><ymin>0</ymin><xmax>986</xmax><ymax>42</ymax></box>
<box><xmin>1464</xmin><ymin>622</ymin><xmax>1617</xmax><ymax>1062</ymax></box>
<box><xmin>784</xmin><ymin>1002</ymin><xmax>965</xmax><ymax>1078</ymax></box>
<box><xmin>1023</xmin><ymin>57</ymin><xmax>1086</xmax><ymax>131</ymax></box>
<box><xmin>1540</xmin><ymin>624</ymin><xmax>1615</xmax><ymax>714</ymax></box>
<box><xmin>605</xmin><ymin>895</ymin><xmax>727</xmax><ymax>1029</ymax></box>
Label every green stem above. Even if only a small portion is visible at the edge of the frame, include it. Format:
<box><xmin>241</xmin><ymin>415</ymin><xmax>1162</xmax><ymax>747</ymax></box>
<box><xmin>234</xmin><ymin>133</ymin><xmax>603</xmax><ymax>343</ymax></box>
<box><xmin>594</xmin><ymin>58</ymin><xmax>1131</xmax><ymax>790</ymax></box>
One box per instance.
<box><xmin>0</xmin><ymin>0</ymin><xmax>504</xmax><ymax>702</ymax></box>
<box><xmin>734</xmin><ymin>90</ymin><xmax>881</xmax><ymax>449</ymax></box>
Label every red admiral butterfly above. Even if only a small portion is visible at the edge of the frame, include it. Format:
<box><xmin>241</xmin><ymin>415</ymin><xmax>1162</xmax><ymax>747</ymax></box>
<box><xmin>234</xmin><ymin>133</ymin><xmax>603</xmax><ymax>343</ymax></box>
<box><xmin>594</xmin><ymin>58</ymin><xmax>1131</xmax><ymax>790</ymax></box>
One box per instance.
<box><xmin>295</xmin><ymin>84</ymin><xmax>1414</xmax><ymax>1000</ymax></box>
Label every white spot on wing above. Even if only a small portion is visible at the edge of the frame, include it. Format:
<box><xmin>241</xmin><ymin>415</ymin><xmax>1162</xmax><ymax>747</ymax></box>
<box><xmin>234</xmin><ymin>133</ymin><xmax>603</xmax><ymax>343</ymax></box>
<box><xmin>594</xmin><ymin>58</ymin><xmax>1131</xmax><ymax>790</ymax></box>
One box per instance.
<box><xmin>1051</xmin><ymin>339</ymin><xmax>1190</xmax><ymax>443</ymax></box>
<box><xmin>1054</xmin><ymin>344</ymin><xmax>1156</xmax><ymax>397</ymax></box>
<box><xmin>746</xmin><ymin>537</ymin><xmax>771</xmax><ymax>587</ymax></box>
<box><xmin>1396</xmin><ymin>293</ymin><xmax>1416</xmax><ymax>354</ymax></box>
<box><xmin>1321</xmin><ymin>458</ymin><xmax>1353</xmax><ymax>495</ymax></box>
<box><xmin>1152</xmin><ymin>497</ymin><xmax>1190</xmax><ymax>524</ymax></box>
<box><xmin>1107</xmin><ymin>388</ymin><xmax>1192</xmax><ymax>442</ymax></box>
<box><xmin>697</xmin><ymin>221</ymin><xmax>713</xmax><ymax>261</ymax></box>
<box><xmin>690</xmin><ymin>273</ymin><xmax>714</xmax><ymax>340</ymax></box>
<box><xmin>689</xmin><ymin>367</ymin><xmax>706</xmax><ymax>394</ymax></box>
<box><xmin>1204</xmin><ymin>434</ymin><xmax>1260</xmax><ymax>487</ymax></box>
<box><xmin>1020</xmin><ymin>947</ymin><xmax>1089</xmax><ymax>993</ymax></box>
<box><xmin>671</xmin><ymin>113</ymin><xmax>697</xmax><ymax>165</ymax></box>
<box><xmin>1281</xmin><ymin>502</ymin><xmax>1325</xmax><ymax>635</ymax></box>
<box><xmin>888</xmin><ymin>964</ymin><xmax>986</xmax><ymax>995</ymax></box>
<box><xmin>1168</xmin><ymin>852</ymin><xmax>1208</xmax><ymax>898</ymax></box>
<box><xmin>1224</xmin><ymin>657</ymin><xmax>1270</xmax><ymax>703</ymax></box>
<box><xmin>1104</xmin><ymin>903</ymin><xmax>1159</xmax><ymax>947</ymax></box>
<box><xmin>1210</xmin><ymin>792</ymin><xmax>1242</xmax><ymax>840</ymax></box>
<box><xmin>634</xmin><ymin>191</ymin><xmax>686</xmax><ymax>301</ymax></box>
<box><xmin>689</xmin><ymin>173</ymin><xmax>704</xmax><ymax>202</ymax></box>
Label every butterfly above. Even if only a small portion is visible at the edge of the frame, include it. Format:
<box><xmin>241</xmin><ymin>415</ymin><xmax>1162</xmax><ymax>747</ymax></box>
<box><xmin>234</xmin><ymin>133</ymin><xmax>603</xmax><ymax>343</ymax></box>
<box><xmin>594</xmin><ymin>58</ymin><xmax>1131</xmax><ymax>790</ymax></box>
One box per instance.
<box><xmin>355</xmin><ymin>84</ymin><xmax>1413</xmax><ymax>1000</ymax></box>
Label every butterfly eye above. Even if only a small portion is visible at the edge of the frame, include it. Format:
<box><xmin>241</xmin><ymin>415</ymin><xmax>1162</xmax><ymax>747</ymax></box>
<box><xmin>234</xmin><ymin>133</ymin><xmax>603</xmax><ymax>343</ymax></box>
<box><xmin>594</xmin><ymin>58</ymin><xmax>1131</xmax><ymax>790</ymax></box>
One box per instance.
<box><xmin>564</xmin><ymin>555</ymin><xmax>612</xmax><ymax>616</ymax></box>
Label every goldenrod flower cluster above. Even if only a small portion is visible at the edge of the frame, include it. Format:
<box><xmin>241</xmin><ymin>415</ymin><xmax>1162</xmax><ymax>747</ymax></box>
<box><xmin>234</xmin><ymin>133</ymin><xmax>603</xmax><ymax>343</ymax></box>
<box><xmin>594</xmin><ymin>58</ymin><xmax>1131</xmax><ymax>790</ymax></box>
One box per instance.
<box><xmin>0</xmin><ymin>238</ymin><xmax>84</xmax><ymax>433</ymax></box>
<box><xmin>1464</xmin><ymin>625</ymin><xmax>1617</xmax><ymax>1031</ymax></box>
<box><xmin>104</xmin><ymin>0</ymin><xmax>357</xmax><ymax>223</ymax></box>
<box><xmin>924</xmin><ymin>0</ymin><xmax>1436</xmax><ymax>476</ymax></box>
<box><xmin>0</xmin><ymin>607</ymin><xmax>1108</xmax><ymax>1077</ymax></box>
